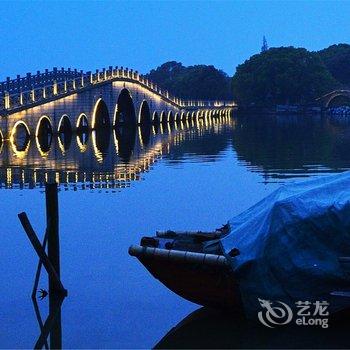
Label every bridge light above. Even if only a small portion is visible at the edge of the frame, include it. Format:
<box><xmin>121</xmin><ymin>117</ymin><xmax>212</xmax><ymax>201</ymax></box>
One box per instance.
<box><xmin>53</xmin><ymin>81</ymin><xmax>58</xmax><ymax>95</ymax></box>
<box><xmin>4</xmin><ymin>92</ymin><xmax>10</xmax><ymax>109</ymax></box>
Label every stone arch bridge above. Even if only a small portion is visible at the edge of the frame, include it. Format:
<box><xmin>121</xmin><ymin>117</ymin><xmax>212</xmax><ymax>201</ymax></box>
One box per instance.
<box><xmin>316</xmin><ymin>90</ymin><xmax>350</xmax><ymax>108</ymax></box>
<box><xmin>0</xmin><ymin>66</ymin><xmax>235</xmax><ymax>148</ymax></box>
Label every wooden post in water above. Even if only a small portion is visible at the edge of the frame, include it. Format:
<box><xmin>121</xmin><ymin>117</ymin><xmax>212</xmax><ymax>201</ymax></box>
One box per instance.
<box><xmin>45</xmin><ymin>182</ymin><xmax>62</xmax><ymax>349</ymax></box>
<box><xmin>18</xmin><ymin>182</ymin><xmax>67</xmax><ymax>349</ymax></box>
<box><xmin>46</xmin><ymin>183</ymin><xmax>60</xmax><ymax>292</ymax></box>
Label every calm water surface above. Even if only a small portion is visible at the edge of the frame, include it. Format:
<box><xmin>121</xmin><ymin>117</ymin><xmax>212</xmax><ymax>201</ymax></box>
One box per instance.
<box><xmin>1</xmin><ymin>114</ymin><xmax>350</xmax><ymax>348</ymax></box>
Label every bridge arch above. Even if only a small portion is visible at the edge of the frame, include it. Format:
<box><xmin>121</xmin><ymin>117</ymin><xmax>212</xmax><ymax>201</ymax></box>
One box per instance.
<box><xmin>167</xmin><ymin>111</ymin><xmax>174</xmax><ymax>123</ymax></box>
<box><xmin>114</xmin><ymin>88</ymin><xmax>136</xmax><ymax>126</ymax></box>
<box><xmin>11</xmin><ymin>120</ymin><xmax>31</xmax><ymax>140</ymax></box>
<box><xmin>57</xmin><ymin>115</ymin><xmax>72</xmax><ymax>153</ymax></box>
<box><xmin>152</xmin><ymin>111</ymin><xmax>159</xmax><ymax>124</ymax></box>
<box><xmin>36</xmin><ymin>115</ymin><xmax>53</xmax><ymax>155</ymax></box>
<box><xmin>10</xmin><ymin>121</ymin><xmax>31</xmax><ymax>157</ymax></box>
<box><xmin>36</xmin><ymin>115</ymin><xmax>53</xmax><ymax>138</ymax></box>
<box><xmin>76</xmin><ymin>113</ymin><xmax>89</xmax><ymax>131</ymax></box>
<box><xmin>58</xmin><ymin>114</ymin><xmax>72</xmax><ymax>134</ymax></box>
<box><xmin>92</xmin><ymin>98</ymin><xmax>110</xmax><ymax>129</ymax></box>
<box><xmin>138</xmin><ymin>100</ymin><xmax>151</xmax><ymax>125</ymax></box>
<box><xmin>327</xmin><ymin>94</ymin><xmax>350</xmax><ymax>108</ymax></box>
<box><xmin>160</xmin><ymin>111</ymin><xmax>166</xmax><ymax>123</ymax></box>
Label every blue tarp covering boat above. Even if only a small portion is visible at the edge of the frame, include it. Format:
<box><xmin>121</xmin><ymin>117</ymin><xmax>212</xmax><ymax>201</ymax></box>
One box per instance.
<box><xmin>220</xmin><ymin>171</ymin><xmax>350</xmax><ymax>317</ymax></box>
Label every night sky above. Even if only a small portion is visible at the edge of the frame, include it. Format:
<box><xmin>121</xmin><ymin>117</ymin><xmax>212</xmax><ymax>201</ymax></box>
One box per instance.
<box><xmin>2</xmin><ymin>0</ymin><xmax>349</xmax><ymax>80</ymax></box>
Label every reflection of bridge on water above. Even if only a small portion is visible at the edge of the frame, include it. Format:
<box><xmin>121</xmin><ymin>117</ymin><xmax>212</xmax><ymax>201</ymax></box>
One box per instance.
<box><xmin>0</xmin><ymin>66</ymin><xmax>235</xmax><ymax>189</ymax></box>
<box><xmin>0</xmin><ymin>114</ymin><xmax>233</xmax><ymax>190</ymax></box>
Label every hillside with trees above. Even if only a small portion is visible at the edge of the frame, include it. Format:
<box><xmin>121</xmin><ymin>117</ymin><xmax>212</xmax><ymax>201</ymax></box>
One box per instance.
<box><xmin>147</xmin><ymin>44</ymin><xmax>350</xmax><ymax>107</ymax></box>
<box><xmin>232</xmin><ymin>47</ymin><xmax>338</xmax><ymax>107</ymax></box>
<box><xmin>317</xmin><ymin>44</ymin><xmax>350</xmax><ymax>86</ymax></box>
<box><xmin>146</xmin><ymin>61</ymin><xmax>233</xmax><ymax>100</ymax></box>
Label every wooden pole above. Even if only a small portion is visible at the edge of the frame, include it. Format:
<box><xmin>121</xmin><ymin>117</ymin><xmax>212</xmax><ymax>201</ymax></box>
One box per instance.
<box><xmin>34</xmin><ymin>295</ymin><xmax>65</xmax><ymax>350</ymax></box>
<box><xmin>45</xmin><ymin>183</ymin><xmax>60</xmax><ymax>293</ymax></box>
<box><xmin>17</xmin><ymin>212</ymin><xmax>65</xmax><ymax>293</ymax></box>
<box><xmin>19</xmin><ymin>182</ymin><xmax>67</xmax><ymax>349</ymax></box>
<box><xmin>45</xmin><ymin>182</ymin><xmax>62</xmax><ymax>350</ymax></box>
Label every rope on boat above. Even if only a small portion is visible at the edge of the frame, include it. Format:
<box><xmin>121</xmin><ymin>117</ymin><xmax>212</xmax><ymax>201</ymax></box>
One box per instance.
<box><xmin>128</xmin><ymin>245</ymin><xmax>229</xmax><ymax>267</ymax></box>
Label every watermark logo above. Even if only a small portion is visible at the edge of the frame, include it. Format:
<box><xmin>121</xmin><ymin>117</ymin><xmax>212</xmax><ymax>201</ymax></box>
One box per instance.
<box><xmin>257</xmin><ymin>298</ymin><xmax>329</xmax><ymax>329</ymax></box>
<box><xmin>258</xmin><ymin>298</ymin><xmax>293</xmax><ymax>328</ymax></box>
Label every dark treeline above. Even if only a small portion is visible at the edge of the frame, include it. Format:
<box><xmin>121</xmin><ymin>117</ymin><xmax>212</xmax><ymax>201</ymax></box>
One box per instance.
<box><xmin>232</xmin><ymin>44</ymin><xmax>350</xmax><ymax>107</ymax></box>
<box><xmin>146</xmin><ymin>44</ymin><xmax>350</xmax><ymax>107</ymax></box>
<box><xmin>318</xmin><ymin>44</ymin><xmax>350</xmax><ymax>86</ymax></box>
<box><xmin>146</xmin><ymin>61</ymin><xmax>233</xmax><ymax>100</ymax></box>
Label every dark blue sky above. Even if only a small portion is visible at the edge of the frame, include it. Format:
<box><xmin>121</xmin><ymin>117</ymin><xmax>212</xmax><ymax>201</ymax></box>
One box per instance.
<box><xmin>1</xmin><ymin>1</ymin><xmax>349</xmax><ymax>80</ymax></box>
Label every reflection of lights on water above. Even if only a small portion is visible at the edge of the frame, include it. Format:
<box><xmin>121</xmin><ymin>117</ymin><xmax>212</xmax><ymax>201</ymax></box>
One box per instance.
<box><xmin>137</xmin><ymin>127</ymin><xmax>144</xmax><ymax>148</ymax></box>
<box><xmin>35</xmin><ymin>136</ymin><xmax>51</xmax><ymax>158</ymax></box>
<box><xmin>113</xmin><ymin>129</ymin><xmax>119</xmax><ymax>154</ymax></box>
<box><xmin>92</xmin><ymin>130</ymin><xmax>103</xmax><ymax>163</ymax></box>
<box><xmin>76</xmin><ymin>133</ymin><xmax>88</xmax><ymax>153</ymax></box>
<box><xmin>10</xmin><ymin>137</ymin><xmax>31</xmax><ymax>159</ymax></box>
<box><xmin>0</xmin><ymin>111</ymin><xmax>233</xmax><ymax>189</ymax></box>
<box><xmin>57</xmin><ymin>135</ymin><xmax>66</xmax><ymax>155</ymax></box>
<box><xmin>7</xmin><ymin>168</ymin><xmax>12</xmax><ymax>187</ymax></box>
<box><xmin>10</xmin><ymin>121</ymin><xmax>31</xmax><ymax>158</ymax></box>
<box><xmin>0</xmin><ymin>129</ymin><xmax>3</xmax><ymax>154</ymax></box>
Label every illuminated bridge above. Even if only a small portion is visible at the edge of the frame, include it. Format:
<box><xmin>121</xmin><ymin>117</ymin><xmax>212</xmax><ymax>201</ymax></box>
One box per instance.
<box><xmin>0</xmin><ymin>66</ymin><xmax>235</xmax><ymax>148</ymax></box>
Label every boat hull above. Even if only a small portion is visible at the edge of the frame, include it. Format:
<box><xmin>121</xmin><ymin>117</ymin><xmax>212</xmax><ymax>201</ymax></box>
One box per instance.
<box><xmin>130</xmin><ymin>244</ymin><xmax>242</xmax><ymax>310</ymax></box>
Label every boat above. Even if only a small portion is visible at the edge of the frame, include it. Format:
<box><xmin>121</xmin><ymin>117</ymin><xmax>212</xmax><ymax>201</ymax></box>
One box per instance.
<box><xmin>129</xmin><ymin>172</ymin><xmax>350</xmax><ymax>317</ymax></box>
<box><xmin>128</xmin><ymin>226</ymin><xmax>244</xmax><ymax>311</ymax></box>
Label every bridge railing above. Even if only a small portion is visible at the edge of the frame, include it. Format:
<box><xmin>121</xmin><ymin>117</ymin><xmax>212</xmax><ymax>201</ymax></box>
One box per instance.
<box><xmin>0</xmin><ymin>66</ymin><xmax>235</xmax><ymax>114</ymax></box>
<box><xmin>0</xmin><ymin>68</ymin><xmax>83</xmax><ymax>97</ymax></box>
